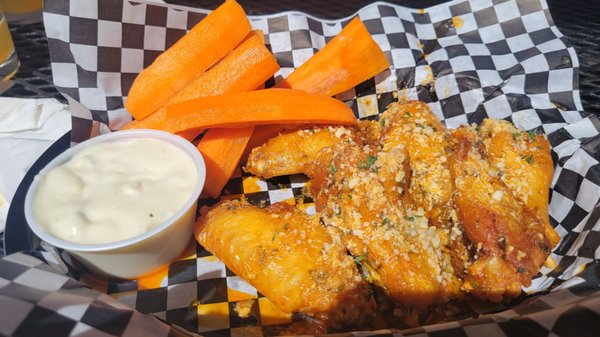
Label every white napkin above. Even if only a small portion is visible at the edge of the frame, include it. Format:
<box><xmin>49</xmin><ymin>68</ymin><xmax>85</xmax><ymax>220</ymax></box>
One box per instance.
<box><xmin>0</xmin><ymin>98</ymin><xmax>71</xmax><ymax>232</ymax></box>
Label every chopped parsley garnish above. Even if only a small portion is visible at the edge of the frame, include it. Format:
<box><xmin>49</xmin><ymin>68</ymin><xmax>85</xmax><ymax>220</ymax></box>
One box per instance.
<box><xmin>329</xmin><ymin>164</ymin><xmax>338</xmax><ymax>174</ymax></box>
<box><xmin>416</xmin><ymin>123</ymin><xmax>425</xmax><ymax>128</ymax></box>
<box><xmin>527</xmin><ymin>130</ymin><xmax>536</xmax><ymax>141</ymax></box>
<box><xmin>379</xmin><ymin>118</ymin><xmax>386</xmax><ymax>127</ymax></box>
<box><xmin>406</xmin><ymin>216</ymin><xmax>415</xmax><ymax>221</ymax></box>
<box><xmin>381</xmin><ymin>218</ymin><xmax>391</xmax><ymax>226</ymax></box>
<box><xmin>366</xmin><ymin>155</ymin><xmax>377</xmax><ymax>167</ymax></box>
<box><xmin>354</xmin><ymin>252</ymin><xmax>368</xmax><ymax>265</ymax></box>
<box><xmin>522</xmin><ymin>154</ymin><xmax>534</xmax><ymax>164</ymax></box>
<box><xmin>512</xmin><ymin>131</ymin><xmax>521</xmax><ymax>139</ymax></box>
<box><xmin>283</xmin><ymin>223</ymin><xmax>289</xmax><ymax>230</ymax></box>
<box><xmin>403</xmin><ymin>112</ymin><xmax>412</xmax><ymax>118</ymax></box>
<box><xmin>358</xmin><ymin>155</ymin><xmax>377</xmax><ymax>169</ymax></box>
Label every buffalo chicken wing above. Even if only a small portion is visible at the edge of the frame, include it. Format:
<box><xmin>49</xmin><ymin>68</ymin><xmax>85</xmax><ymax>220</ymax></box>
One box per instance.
<box><xmin>199</xmin><ymin>100</ymin><xmax>559</xmax><ymax>328</ymax></box>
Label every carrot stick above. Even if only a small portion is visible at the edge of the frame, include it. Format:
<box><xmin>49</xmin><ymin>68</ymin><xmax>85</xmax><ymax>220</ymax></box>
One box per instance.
<box><xmin>177</xmin><ymin>129</ymin><xmax>202</xmax><ymax>142</ymax></box>
<box><xmin>275</xmin><ymin>17</ymin><xmax>389</xmax><ymax>96</ymax></box>
<box><xmin>125</xmin><ymin>0</ymin><xmax>251</xmax><ymax>120</ymax></box>
<box><xmin>168</xmin><ymin>31</ymin><xmax>275</xmax><ymax>104</ymax></box>
<box><xmin>195</xmin><ymin>66</ymin><xmax>271</xmax><ymax>196</ymax></box>
<box><xmin>192</xmin><ymin>30</ymin><xmax>277</xmax><ymax>195</ymax></box>
<box><xmin>123</xmin><ymin>30</ymin><xmax>278</xmax><ymax>196</ymax></box>
<box><xmin>198</xmin><ymin>127</ymin><xmax>254</xmax><ymax>198</ymax></box>
<box><xmin>164</xmin><ymin>88</ymin><xmax>358</xmax><ymax>133</ymax></box>
<box><xmin>121</xmin><ymin>30</ymin><xmax>278</xmax><ymax>134</ymax></box>
<box><xmin>247</xmin><ymin>17</ymin><xmax>388</xmax><ymax>151</ymax></box>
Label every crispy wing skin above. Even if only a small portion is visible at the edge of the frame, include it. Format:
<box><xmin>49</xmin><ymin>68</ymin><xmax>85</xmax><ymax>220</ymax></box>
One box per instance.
<box><xmin>448</xmin><ymin>126</ymin><xmax>554</xmax><ymax>301</ymax></box>
<box><xmin>309</xmin><ymin>138</ymin><xmax>461</xmax><ymax>310</ymax></box>
<box><xmin>241</xmin><ymin>100</ymin><xmax>559</xmax><ymax>315</ymax></box>
<box><xmin>246</xmin><ymin>126</ymin><xmax>357</xmax><ymax>179</ymax></box>
<box><xmin>195</xmin><ymin>200</ymin><xmax>375</xmax><ymax>327</ymax></box>
<box><xmin>479</xmin><ymin>119</ymin><xmax>560</xmax><ymax>246</ymax></box>
<box><xmin>379</xmin><ymin>101</ymin><xmax>454</xmax><ymax>227</ymax></box>
<box><xmin>378</xmin><ymin>101</ymin><xmax>470</xmax><ymax>286</ymax></box>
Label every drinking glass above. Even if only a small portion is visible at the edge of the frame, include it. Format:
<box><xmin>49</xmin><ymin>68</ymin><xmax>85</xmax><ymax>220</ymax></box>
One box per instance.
<box><xmin>0</xmin><ymin>0</ymin><xmax>43</xmax><ymax>25</ymax></box>
<box><xmin>0</xmin><ymin>5</ymin><xmax>18</xmax><ymax>80</ymax></box>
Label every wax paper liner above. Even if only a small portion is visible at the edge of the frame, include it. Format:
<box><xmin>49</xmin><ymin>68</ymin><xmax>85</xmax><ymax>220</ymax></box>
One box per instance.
<box><xmin>2</xmin><ymin>0</ymin><xmax>599</xmax><ymax>336</ymax></box>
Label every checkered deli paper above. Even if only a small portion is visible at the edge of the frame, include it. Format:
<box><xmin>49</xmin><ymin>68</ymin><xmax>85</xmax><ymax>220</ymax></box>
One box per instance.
<box><xmin>2</xmin><ymin>0</ymin><xmax>600</xmax><ymax>335</ymax></box>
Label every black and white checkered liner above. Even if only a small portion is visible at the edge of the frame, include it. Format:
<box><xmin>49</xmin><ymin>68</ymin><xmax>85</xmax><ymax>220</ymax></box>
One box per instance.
<box><xmin>2</xmin><ymin>250</ymin><xmax>600</xmax><ymax>337</ymax></box>
<box><xmin>43</xmin><ymin>0</ymin><xmax>586</xmax><ymax>140</ymax></box>
<box><xmin>2</xmin><ymin>0</ymin><xmax>598</xmax><ymax>335</ymax></box>
<box><xmin>0</xmin><ymin>251</ymin><xmax>190</xmax><ymax>337</ymax></box>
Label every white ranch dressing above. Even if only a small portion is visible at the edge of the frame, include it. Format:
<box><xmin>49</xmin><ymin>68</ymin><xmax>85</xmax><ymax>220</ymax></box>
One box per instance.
<box><xmin>33</xmin><ymin>138</ymin><xmax>198</xmax><ymax>245</ymax></box>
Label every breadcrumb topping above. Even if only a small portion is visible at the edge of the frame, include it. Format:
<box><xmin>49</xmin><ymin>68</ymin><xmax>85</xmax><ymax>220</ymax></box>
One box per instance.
<box><xmin>237</xmin><ymin>100</ymin><xmax>558</xmax><ymax>327</ymax></box>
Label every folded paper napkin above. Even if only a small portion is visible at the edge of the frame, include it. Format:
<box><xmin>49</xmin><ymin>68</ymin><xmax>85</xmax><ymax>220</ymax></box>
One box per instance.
<box><xmin>0</xmin><ymin>97</ymin><xmax>71</xmax><ymax>232</ymax></box>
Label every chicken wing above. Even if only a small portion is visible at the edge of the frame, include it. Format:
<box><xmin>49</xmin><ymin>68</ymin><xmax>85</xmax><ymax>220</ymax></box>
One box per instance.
<box><xmin>246</xmin><ymin>122</ymin><xmax>379</xmax><ymax>179</ymax></box>
<box><xmin>478</xmin><ymin>119</ymin><xmax>560</xmax><ymax>247</ymax></box>
<box><xmin>246</xmin><ymin>128</ymin><xmax>342</xmax><ymax>179</ymax></box>
<box><xmin>238</xmin><ymin>100</ymin><xmax>559</xmax><ymax>321</ymax></box>
<box><xmin>245</xmin><ymin>102</ymin><xmax>465</xmax><ymax>311</ymax></box>
<box><xmin>308</xmin><ymin>140</ymin><xmax>462</xmax><ymax>310</ymax></box>
<box><xmin>379</xmin><ymin>101</ymin><xmax>454</xmax><ymax>227</ymax></box>
<box><xmin>195</xmin><ymin>200</ymin><xmax>375</xmax><ymax>328</ymax></box>
<box><xmin>448</xmin><ymin>126</ymin><xmax>555</xmax><ymax>301</ymax></box>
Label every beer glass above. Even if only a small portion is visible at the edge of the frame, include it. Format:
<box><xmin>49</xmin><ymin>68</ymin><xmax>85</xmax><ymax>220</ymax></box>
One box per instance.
<box><xmin>0</xmin><ymin>4</ymin><xmax>19</xmax><ymax>80</ymax></box>
<box><xmin>0</xmin><ymin>0</ymin><xmax>43</xmax><ymax>25</ymax></box>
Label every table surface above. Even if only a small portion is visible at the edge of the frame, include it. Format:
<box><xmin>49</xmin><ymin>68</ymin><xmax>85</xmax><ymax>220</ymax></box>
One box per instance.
<box><xmin>1</xmin><ymin>0</ymin><xmax>599</xmax><ymax>256</ymax></box>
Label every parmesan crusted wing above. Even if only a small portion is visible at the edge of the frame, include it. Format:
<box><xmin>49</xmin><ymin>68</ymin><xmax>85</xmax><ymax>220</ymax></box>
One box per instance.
<box><xmin>309</xmin><ymin>140</ymin><xmax>462</xmax><ymax>310</ymax></box>
<box><xmin>246</xmin><ymin>126</ymin><xmax>358</xmax><ymax>179</ymax></box>
<box><xmin>379</xmin><ymin>101</ymin><xmax>454</xmax><ymax>227</ymax></box>
<box><xmin>195</xmin><ymin>200</ymin><xmax>375</xmax><ymax>328</ymax></box>
<box><xmin>378</xmin><ymin>101</ymin><xmax>470</xmax><ymax>287</ymax></box>
<box><xmin>245</xmin><ymin>101</ymin><xmax>465</xmax><ymax>311</ymax></box>
<box><xmin>479</xmin><ymin>119</ymin><xmax>560</xmax><ymax>247</ymax></box>
<box><xmin>448</xmin><ymin>126</ymin><xmax>554</xmax><ymax>301</ymax></box>
<box><xmin>241</xmin><ymin>100</ymin><xmax>559</xmax><ymax>314</ymax></box>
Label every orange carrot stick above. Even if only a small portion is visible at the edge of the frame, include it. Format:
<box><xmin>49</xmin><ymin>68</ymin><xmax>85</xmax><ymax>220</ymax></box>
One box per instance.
<box><xmin>125</xmin><ymin>0</ymin><xmax>251</xmax><ymax>120</ymax></box>
<box><xmin>121</xmin><ymin>30</ymin><xmax>278</xmax><ymax>134</ymax></box>
<box><xmin>275</xmin><ymin>17</ymin><xmax>389</xmax><ymax>96</ymax></box>
<box><xmin>195</xmin><ymin>71</ymin><xmax>271</xmax><ymax>196</ymax></box>
<box><xmin>177</xmin><ymin>129</ymin><xmax>202</xmax><ymax>142</ymax></box>
<box><xmin>198</xmin><ymin>126</ymin><xmax>255</xmax><ymax>198</ymax></box>
<box><xmin>164</xmin><ymin>88</ymin><xmax>358</xmax><ymax>133</ymax></box>
<box><xmin>168</xmin><ymin>31</ymin><xmax>275</xmax><ymax>104</ymax></box>
<box><xmin>193</xmin><ymin>30</ymin><xmax>278</xmax><ymax>195</ymax></box>
<box><xmin>123</xmin><ymin>30</ymin><xmax>277</xmax><ymax>197</ymax></box>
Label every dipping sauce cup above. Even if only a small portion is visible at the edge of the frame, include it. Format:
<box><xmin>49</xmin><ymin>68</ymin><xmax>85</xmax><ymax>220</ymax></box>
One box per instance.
<box><xmin>24</xmin><ymin>130</ymin><xmax>206</xmax><ymax>279</ymax></box>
